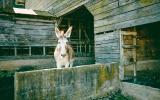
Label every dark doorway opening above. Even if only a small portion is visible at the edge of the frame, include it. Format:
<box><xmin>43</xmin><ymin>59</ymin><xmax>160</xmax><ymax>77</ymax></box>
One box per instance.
<box><xmin>57</xmin><ymin>6</ymin><xmax>94</xmax><ymax>58</ymax></box>
<box><xmin>122</xmin><ymin>21</ymin><xmax>160</xmax><ymax>88</ymax></box>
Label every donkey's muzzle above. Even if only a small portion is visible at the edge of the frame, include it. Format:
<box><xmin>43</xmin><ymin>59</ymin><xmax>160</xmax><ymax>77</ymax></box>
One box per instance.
<box><xmin>61</xmin><ymin>54</ymin><xmax>66</xmax><ymax>57</ymax></box>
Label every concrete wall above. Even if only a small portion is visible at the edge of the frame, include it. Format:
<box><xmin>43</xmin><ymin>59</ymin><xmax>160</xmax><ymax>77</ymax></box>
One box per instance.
<box><xmin>15</xmin><ymin>63</ymin><xmax>119</xmax><ymax>100</ymax></box>
<box><xmin>121</xmin><ymin>82</ymin><xmax>160</xmax><ymax>100</ymax></box>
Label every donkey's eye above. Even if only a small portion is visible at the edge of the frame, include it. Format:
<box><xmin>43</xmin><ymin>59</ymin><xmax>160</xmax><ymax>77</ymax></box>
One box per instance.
<box><xmin>66</xmin><ymin>42</ymin><xmax>69</xmax><ymax>44</ymax></box>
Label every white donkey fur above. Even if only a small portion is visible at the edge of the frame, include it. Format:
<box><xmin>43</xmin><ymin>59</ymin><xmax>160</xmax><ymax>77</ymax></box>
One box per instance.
<box><xmin>54</xmin><ymin>26</ymin><xmax>74</xmax><ymax>68</ymax></box>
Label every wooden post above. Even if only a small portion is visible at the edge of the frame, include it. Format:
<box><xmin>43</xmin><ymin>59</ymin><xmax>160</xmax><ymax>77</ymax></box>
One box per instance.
<box><xmin>89</xmin><ymin>44</ymin><xmax>91</xmax><ymax>53</ymax></box>
<box><xmin>119</xmin><ymin>30</ymin><xmax>124</xmax><ymax>80</ymax></box>
<box><xmin>76</xmin><ymin>44</ymin><xmax>78</xmax><ymax>54</ymax></box>
<box><xmin>133</xmin><ymin>27</ymin><xmax>137</xmax><ymax>82</ymax></box>
<box><xmin>29</xmin><ymin>46</ymin><xmax>31</xmax><ymax>56</ymax></box>
<box><xmin>14</xmin><ymin>46</ymin><xmax>17</xmax><ymax>56</ymax></box>
<box><xmin>79</xmin><ymin>21</ymin><xmax>82</xmax><ymax>54</ymax></box>
<box><xmin>85</xmin><ymin>44</ymin><xmax>86</xmax><ymax>53</ymax></box>
<box><xmin>43</xmin><ymin>46</ymin><xmax>46</xmax><ymax>56</ymax></box>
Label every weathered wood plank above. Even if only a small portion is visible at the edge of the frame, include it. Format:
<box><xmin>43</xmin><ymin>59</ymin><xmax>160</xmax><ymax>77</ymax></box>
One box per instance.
<box><xmin>94</xmin><ymin>2</ymin><xmax>160</xmax><ymax>28</ymax></box>
<box><xmin>94</xmin><ymin>0</ymin><xmax>160</xmax><ymax>20</ymax></box>
<box><xmin>15</xmin><ymin>20</ymin><xmax>54</xmax><ymax>26</ymax></box>
<box><xmin>86</xmin><ymin>0</ymin><xmax>117</xmax><ymax>11</ymax></box>
<box><xmin>95</xmin><ymin>30</ymin><xmax>120</xmax><ymax>63</ymax></box>
<box><xmin>51</xmin><ymin>0</ymin><xmax>78</xmax><ymax>15</ymax></box>
<box><xmin>14</xmin><ymin>25</ymin><xmax>54</xmax><ymax>30</ymax></box>
<box><xmin>90</xmin><ymin>1</ymin><xmax>118</xmax><ymax>15</ymax></box>
<box><xmin>95</xmin><ymin>4</ymin><xmax>160</xmax><ymax>33</ymax></box>
<box><xmin>14</xmin><ymin>18</ymin><xmax>54</xmax><ymax>23</ymax></box>
<box><xmin>55</xmin><ymin>0</ymin><xmax>90</xmax><ymax>17</ymax></box>
<box><xmin>26</xmin><ymin>0</ymin><xmax>56</xmax><ymax>11</ymax></box>
<box><xmin>119</xmin><ymin>0</ymin><xmax>136</xmax><ymax>6</ymax></box>
<box><xmin>85</xmin><ymin>0</ymin><xmax>102</xmax><ymax>8</ymax></box>
<box><xmin>51</xmin><ymin>0</ymin><xmax>73</xmax><ymax>12</ymax></box>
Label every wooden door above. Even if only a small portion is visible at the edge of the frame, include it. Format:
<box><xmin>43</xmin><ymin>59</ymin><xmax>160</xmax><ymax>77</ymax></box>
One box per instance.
<box><xmin>120</xmin><ymin>31</ymin><xmax>137</xmax><ymax>80</ymax></box>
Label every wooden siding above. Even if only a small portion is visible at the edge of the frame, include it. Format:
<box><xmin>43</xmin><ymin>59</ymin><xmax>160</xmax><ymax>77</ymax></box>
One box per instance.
<box><xmin>0</xmin><ymin>15</ymin><xmax>55</xmax><ymax>46</ymax></box>
<box><xmin>26</xmin><ymin>0</ymin><xmax>90</xmax><ymax>16</ymax></box>
<box><xmin>93</xmin><ymin>1</ymin><xmax>160</xmax><ymax>33</ymax></box>
<box><xmin>95</xmin><ymin>31</ymin><xmax>120</xmax><ymax>63</ymax></box>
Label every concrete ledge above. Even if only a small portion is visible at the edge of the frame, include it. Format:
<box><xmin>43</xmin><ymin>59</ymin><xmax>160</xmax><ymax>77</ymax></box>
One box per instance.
<box><xmin>121</xmin><ymin>82</ymin><xmax>160</xmax><ymax>100</ymax></box>
<box><xmin>15</xmin><ymin>63</ymin><xmax>119</xmax><ymax>100</ymax></box>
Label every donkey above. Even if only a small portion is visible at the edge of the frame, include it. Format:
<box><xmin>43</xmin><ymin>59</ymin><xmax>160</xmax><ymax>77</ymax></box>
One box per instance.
<box><xmin>54</xmin><ymin>26</ymin><xmax>75</xmax><ymax>68</ymax></box>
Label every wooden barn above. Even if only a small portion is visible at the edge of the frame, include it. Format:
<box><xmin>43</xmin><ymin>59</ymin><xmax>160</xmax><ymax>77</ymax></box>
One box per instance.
<box><xmin>25</xmin><ymin>0</ymin><xmax>160</xmax><ymax>80</ymax></box>
<box><xmin>0</xmin><ymin>0</ymin><xmax>160</xmax><ymax>81</ymax></box>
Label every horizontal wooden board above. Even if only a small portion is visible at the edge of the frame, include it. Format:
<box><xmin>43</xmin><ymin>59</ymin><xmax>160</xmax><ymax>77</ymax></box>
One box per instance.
<box><xmin>119</xmin><ymin>0</ymin><xmax>136</xmax><ymax>6</ymax></box>
<box><xmin>55</xmin><ymin>0</ymin><xmax>89</xmax><ymax>17</ymax></box>
<box><xmin>94</xmin><ymin>0</ymin><xmax>160</xmax><ymax>20</ymax></box>
<box><xmin>26</xmin><ymin>0</ymin><xmax>55</xmax><ymax>11</ymax></box>
<box><xmin>89</xmin><ymin>1</ymin><xmax>118</xmax><ymax>16</ymax></box>
<box><xmin>94</xmin><ymin>2</ymin><xmax>160</xmax><ymax>28</ymax></box>
<box><xmin>86</xmin><ymin>0</ymin><xmax>117</xmax><ymax>11</ymax></box>
<box><xmin>95</xmin><ymin>12</ymin><xmax>160</xmax><ymax>33</ymax></box>
<box><xmin>94</xmin><ymin>30</ymin><xmax>120</xmax><ymax>63</ymax></box>
<box><xmin>15</xmin><ymin>20</ymin><xmax>54</xmax><ymax>26</ymax></box>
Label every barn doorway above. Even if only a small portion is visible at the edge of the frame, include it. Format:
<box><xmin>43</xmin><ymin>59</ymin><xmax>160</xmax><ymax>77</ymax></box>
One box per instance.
<box><xmin>120</xmin><ymin>21</ymin><xmax>160</xmax><ymax>88</ymax></box>
<box><xmin>56</xmin><ymin>6</ymin><xmax>95</xmax><ymax>63</ymax></box>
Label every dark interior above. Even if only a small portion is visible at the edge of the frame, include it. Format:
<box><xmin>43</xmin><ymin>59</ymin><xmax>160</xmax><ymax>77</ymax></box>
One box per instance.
<box><xmin>58</xmin><ymin>6</ymin><xmax>95</xmax><ymax>57</ymax></box>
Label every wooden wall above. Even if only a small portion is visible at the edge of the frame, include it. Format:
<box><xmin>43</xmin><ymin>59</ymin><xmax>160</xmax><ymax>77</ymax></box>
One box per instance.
<box><xmin>88</xmin><ymin>0</ymin><xmax>160</xmax><ymax>63</ymax></box>
<box><xmin>95</xmin><ymin>31</ymin><xmax>120</xmax><ymax>63</ymax></box>
<box><xmin>0</xmin><ymin>17</ymin><xmax>55</xmax><ymax>47</ymax></box>
<box><xmin>0</xmin><ymin>13</ymin><xmax>55</xmax><ymax>57</ymax></box>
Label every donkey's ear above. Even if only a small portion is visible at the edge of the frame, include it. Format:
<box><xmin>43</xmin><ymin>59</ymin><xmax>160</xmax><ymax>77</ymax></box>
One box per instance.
<box><xmin>55</xmin><ymin>27</ymin><xmax>60</xmax><ymax>38</ymax></box>
<box><xmin>64</xmin><ymin>26</ymin><xmax>72</xmax><ymax>38</ymax></box>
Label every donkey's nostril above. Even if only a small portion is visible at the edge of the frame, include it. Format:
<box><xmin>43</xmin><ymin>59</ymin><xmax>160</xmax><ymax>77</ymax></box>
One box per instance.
<box><xmin>61</xmin><ymin>54</ymin><xmax>66</xmax><ymax>57</ymax></box>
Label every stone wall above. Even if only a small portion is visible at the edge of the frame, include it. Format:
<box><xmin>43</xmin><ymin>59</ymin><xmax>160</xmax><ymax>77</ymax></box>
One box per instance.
<box><xmin>15</xmin><ymin>63</ymin><xmax>119</xmax><ymax>100</ymax></box>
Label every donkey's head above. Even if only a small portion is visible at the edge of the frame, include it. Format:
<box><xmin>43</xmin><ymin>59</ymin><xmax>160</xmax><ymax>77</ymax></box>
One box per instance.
<box><xmin>55</xmin><ymin>26</ymin><xmax>72</xmax><ymax>57</ymax></box>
